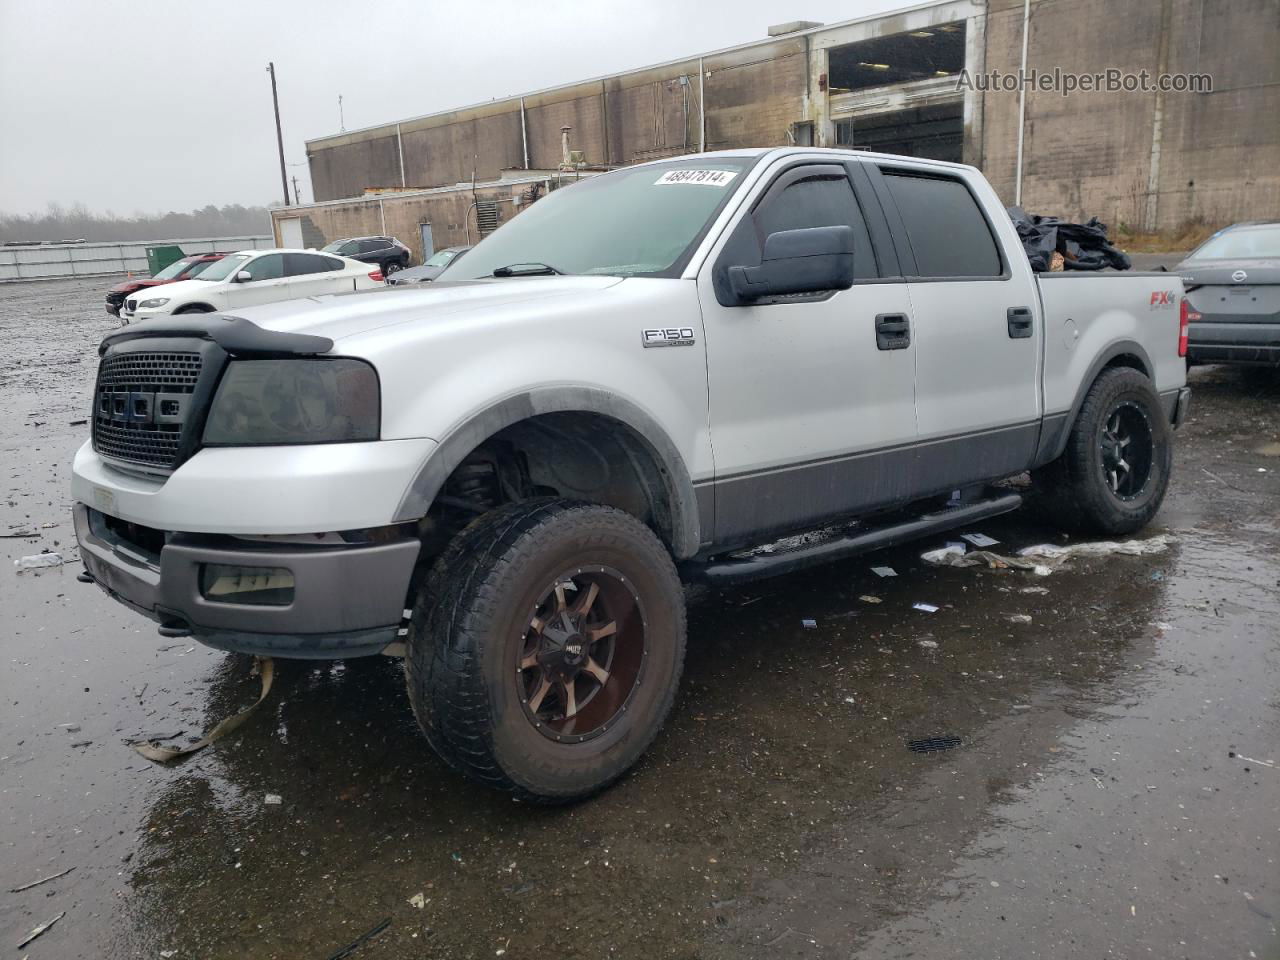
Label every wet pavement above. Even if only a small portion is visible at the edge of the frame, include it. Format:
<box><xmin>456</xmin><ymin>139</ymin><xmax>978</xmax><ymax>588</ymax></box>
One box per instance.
<box><xmin>1</xmin><ymin>277</ymin><xmax>1276</xmax><ymax>959</ymax></box>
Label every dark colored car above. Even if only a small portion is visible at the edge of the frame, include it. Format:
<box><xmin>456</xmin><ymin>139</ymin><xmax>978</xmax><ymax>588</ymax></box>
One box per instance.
<box><xmin>104</xmin><ymin>254</ymin><xmax>228</xmax><ymax>316</ymax></box>
<box><xmin>385</xmin><ymin>246</ymin><xmax>472</xmax><ymax>285</ymax></box>
<box><xmin>321</xmin><ymin>236</ymin><xmax>412</xmax><ymax>277</ymax></box>
<box><xmin>1178</xmin><ymin>221</ymin><xmax>1280</xmax><ymax>366</ymax></box>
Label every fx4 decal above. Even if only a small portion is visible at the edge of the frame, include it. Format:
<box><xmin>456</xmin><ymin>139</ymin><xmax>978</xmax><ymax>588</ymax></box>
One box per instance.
<box><xmin>1149</xmin><ymin>290</ymin><xmax>1177</xmax><ymax>309</ymax></box>
<box><xmin>642</xmin><ymin>327</ymin><xmax>696</xmax><ymax>348</ymax></box>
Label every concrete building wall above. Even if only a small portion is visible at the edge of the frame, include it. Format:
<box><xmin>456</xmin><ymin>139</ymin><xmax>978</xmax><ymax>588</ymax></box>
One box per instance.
<box><xmin>300</xmin><ymin>0</ymin><xmax>1279</xmax><ymax>238</ymax></box>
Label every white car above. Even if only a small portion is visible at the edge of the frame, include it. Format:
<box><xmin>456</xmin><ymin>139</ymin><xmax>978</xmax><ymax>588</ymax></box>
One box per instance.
<box><xmin>120</xmin><ymin>248</ymin><xmax>383</xmax><ymax>321</ymax></box>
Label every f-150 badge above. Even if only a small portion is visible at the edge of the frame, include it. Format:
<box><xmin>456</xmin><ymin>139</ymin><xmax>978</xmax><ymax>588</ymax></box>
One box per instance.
<box><xmin>642</xmin><ymin>327</ymin><xmax>696</xmax><ymax>347</ymax></box>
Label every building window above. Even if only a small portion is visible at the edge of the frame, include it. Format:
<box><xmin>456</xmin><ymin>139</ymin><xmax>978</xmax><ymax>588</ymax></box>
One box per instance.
<box><xmin>827</xmin><ymin>21</ymin><xmax>966</xmax><ymax>93</ymax></box>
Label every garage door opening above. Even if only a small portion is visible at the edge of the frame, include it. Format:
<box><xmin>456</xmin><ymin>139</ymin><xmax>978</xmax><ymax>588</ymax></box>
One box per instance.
<box><xmin>835</xmin><ymin>103</ymin><xmax>964</xmax><ymax>163</ymax></box>
<box><xmin>827</xmin><ymin>21</ymin><xmax>966</xmax><ymax>92</ymax></box>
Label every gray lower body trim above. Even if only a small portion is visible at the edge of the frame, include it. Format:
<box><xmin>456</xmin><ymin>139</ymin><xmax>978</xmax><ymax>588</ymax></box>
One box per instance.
<box><xmin>74</xmin><ymin>504</ymin><xmax>419</xmax><ymax>658</ymax></box>
<box><xmin>706</xmin><ymin>421</ymin><xmax>1038</xmax><ymax>549</ymax></box>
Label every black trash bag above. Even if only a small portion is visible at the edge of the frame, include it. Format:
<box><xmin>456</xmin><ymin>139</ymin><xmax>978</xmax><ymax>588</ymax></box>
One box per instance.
<box><xmin>1006</xmin><ymin>207</ymin><xmax>1131</xmax><ymax>272</ymax></box>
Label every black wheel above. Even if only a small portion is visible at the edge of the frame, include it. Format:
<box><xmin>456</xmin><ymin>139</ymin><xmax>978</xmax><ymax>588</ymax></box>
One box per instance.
<box><xmin>405</xmin><ymin>499</ymin><xmax>686</xmax><ymax>803</ymax></box>
<box><xmin>382</xmin><ymin>260</ymin><xmax>402</xmax><ymax>277</ymax></box>
<box><xmin>1033</xmin><ymin>367</ymin><xmax>1172</xmax><ymax>535</ymax></box>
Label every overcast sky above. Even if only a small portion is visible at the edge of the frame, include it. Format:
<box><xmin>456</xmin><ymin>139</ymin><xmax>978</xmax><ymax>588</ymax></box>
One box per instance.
<box><xmin>0</xmin><ymin>0</ymin><xmax>908</xmax><ymax>215</ymax></box>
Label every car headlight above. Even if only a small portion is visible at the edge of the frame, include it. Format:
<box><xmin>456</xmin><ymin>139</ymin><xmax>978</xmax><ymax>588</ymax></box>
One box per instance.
<box><xmin>138</xmin><ymin>297</ymin><xmax>170</xmax><ymax>309</ymax></box>
<box><xmin>203</xmin><ymin>359</ymin><xmax>380</xmax><ymax>445</ymax></box>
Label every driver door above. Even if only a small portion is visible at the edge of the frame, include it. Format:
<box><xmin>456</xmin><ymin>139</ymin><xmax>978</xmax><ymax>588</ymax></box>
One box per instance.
<box><xmin>222</xmin><ymin>253</ymin><xmax>290</xmax><ymax>308</ymax></box>
<box><xmin>696</xmin><ymin>159</ymin><xmax>918</xmax><ymax>547</ymax></box>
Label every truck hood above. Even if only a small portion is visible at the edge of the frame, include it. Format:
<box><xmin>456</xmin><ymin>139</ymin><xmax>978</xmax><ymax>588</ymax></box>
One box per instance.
<box><xmin>233</xmin><ymin>276</ymin><xmax>626</xmax><ymax>343</ymax></box>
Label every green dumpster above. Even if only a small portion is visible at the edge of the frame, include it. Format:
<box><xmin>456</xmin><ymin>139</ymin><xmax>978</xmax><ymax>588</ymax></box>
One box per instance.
<box><xmin>145</xmin><ymin>244</ymin><xmax>185</xmax><ymax>276</ymax></box>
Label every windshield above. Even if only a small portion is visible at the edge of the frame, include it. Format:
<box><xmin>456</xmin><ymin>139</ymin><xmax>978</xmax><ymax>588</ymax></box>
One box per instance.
<box><xmin>195</xmin><ymin>253</ymin><xmax>250</xmax><ymax>281</ymax></box>
<box><xmin>1191</xmin><ymin>225</ymin><xmax>1280</xmax><ymax>260</ymax></box>
<box><xmin>425</xmin><ymin>248</ymin><xmax>461</xmax><ymax>267</ymax></box>
<box><xmin>152</xmin><ymin>257</ymin><xmax>198</xmax><ymax>280</ymax></box>
<box><xmin>322</xmin><ymin>240</ymin><xmax>357</xmax><ymax>255</ymax></box>
<box><xmin>443</xmin><ymin>159</ymin><xmax>755</xmax><ymax>280</ymax></box>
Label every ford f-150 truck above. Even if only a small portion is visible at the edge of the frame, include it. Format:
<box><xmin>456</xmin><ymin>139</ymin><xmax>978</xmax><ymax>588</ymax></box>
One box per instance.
<box><xmin>71</xmin><ymin>148</ymin><xmax>1190</xmax><ymax>803</ymax></box>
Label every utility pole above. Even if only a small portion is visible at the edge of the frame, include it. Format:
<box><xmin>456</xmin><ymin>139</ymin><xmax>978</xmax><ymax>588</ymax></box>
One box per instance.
<box><xmin>291</xmin><ymin>175</ymin><xmax>301</xmax><ymax>205</ymax></box>
<box><xmin>266</xmin><ymin>62</ymin><xmax>290</xmax><ymax>206</ymax></box>
<box><xmin>338</xmin><ymin>94</ymin><xmax>345</xmax><ymax>132</ymax></box>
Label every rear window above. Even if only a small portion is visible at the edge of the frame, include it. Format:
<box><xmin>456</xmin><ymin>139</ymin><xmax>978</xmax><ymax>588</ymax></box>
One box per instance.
<box><xmin>883</xmin><ymin>171</ymin><xmax>1003</xmax><ymax>278</ymax></box>
<box><xmin>1191</xmin><ymin>225</ymin><xmax>1280</xmax><ymax>260</ymax></box>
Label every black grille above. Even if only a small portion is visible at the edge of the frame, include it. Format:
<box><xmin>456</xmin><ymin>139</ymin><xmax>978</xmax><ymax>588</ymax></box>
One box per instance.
<box><xmin>92</xmin><ymin>351</ymin><xmax>203</xmax><ymax>470</ymax></box>
<box><xmin>125</xmin><ymin>298</ymin><xmax>137</xmax><ymax>312</ymax></box>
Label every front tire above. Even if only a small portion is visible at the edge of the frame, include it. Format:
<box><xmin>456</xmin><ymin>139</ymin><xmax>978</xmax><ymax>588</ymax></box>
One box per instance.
<box><xmin>405</xmin><ymin>499</ymin><xmax>686</xmax><ymax>803</ymax></box>
<box><xmin>1034</xmin><ymin>367</ymin><xmax>1172</xmax><ymax>535</ymax></box>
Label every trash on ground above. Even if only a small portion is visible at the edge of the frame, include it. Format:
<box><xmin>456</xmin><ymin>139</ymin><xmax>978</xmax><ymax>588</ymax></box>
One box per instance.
<box><xmin>801</xmin><ymin>618</ymin><xmax>817</xmax><ymax>629</ymax></box>
<box><xmin>913</xmin><ymin>603</ymin><xmax>940</xmax><ymax>613</ymax></box>
<box><xmin>408</xmin><ymin>892</ymin><xmax>427</xmax><ymax>909</ymax></box>
<box><xmin>9</xmin><ymin>865</ymin><xmax>74</xmax><ymax>893</ymax></box>
<box><xmin>871</xmin><ymin>566</ymin><xmax>897</xmax><ymax>578</ymax></box>
<box><xmin>858</xmin><ymin>595</ymin><xmax>882</xmax><ymax>604</ymax></box>
<box><xmin>917</xmin><ymin>639</ymin><xmax>939</xmax><ymax>649</ymax></box>
<box><xmin>927</xmin><ymin>543</ymin><xmax>966</xmax><ymax>561</ymax></box>
<box><xmin>14</xmin><ymin>551</ymin><xmax>66</xmax><ymax>571</ymax></box>
<box><xmin>133</xmin><ymin>657</ymin><xmax>274</xmax><ymax>763</ymax></box>
<box><xmin>58</xmin><ymin>722</ymin><xmax>81</xmax><ymax>732</ymax></box>
<box><xmin>327</xmin><ymin>917</ymin><xmax>391</xmax><ymax>960</ymax></box>
<box><xmin>908</xmin><ymin>735</ymin><xmax>961</xmax><ymax>753</ymax></box>
<box><xmin>922</xmin><ymin>534</ymin><xmax>1175</xmax><ymax>576</ymax></box>
<box><xmin>264</xmin><ymin>793</ymin><xmax>283</xmax><ymax>805</ymax></box>
<box><xmin>1020</xmin><ymin>586</ymin><xmax>1049</xmax><ymax>595</ymax></box>
<box><xmin>961</xmin><ymin>532</ymin><xmax>1000</xmax><ymax>548</ymax></box>
<box><xmin>1007</xmin><ymin>613</ymin><xmax>1033</xmax><ymax>624</ymax></box>
<box><xmin>17</xmin><ymin>911</ymin><xmax>66</xmax><ymax>949</ymax></box>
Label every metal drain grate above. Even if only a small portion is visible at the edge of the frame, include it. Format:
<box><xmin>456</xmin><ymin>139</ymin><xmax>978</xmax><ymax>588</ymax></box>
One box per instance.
<box><xmin>908</xmin><ymin>735</ymin><xmax>962</xmax><ymax>754</ymax></box>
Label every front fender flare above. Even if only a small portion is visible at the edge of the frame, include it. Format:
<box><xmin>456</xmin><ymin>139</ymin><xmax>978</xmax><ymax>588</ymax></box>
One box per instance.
<box><xmin>392</xmin><ymin>387</ymin><xmax>702</xmax><ymax>559</ymax></box>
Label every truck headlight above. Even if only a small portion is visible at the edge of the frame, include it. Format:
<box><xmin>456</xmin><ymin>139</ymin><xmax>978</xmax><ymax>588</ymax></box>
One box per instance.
<box><xmin>138</xmin><ymin>297</ymin><xmax>170</xmax><ymax>309</ymax></box>
<box><xmin>203</xmin><ymin>359</ymin><xmax>380</xmax><ymax>445</ymax></box>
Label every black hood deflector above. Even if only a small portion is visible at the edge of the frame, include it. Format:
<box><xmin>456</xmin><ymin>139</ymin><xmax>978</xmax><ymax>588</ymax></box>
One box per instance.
<box><xmin>99</xmin><ymin>313</ymin><xmax>333</xmax><ymax>358</ymax></box>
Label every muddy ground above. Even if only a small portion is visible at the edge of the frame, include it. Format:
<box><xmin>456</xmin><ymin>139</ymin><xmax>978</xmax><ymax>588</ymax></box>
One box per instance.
<box><xmin>1</xmin><ymin>276</ymin><xmax>1276</xmax><ymax>960</ymax></box>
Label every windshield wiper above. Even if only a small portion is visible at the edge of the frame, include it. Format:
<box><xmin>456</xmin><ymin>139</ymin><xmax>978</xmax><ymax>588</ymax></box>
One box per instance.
<box><xmin>491</xmin><ymin>262</ymin><xmax>565</xmax><ymax>277</ymax></box>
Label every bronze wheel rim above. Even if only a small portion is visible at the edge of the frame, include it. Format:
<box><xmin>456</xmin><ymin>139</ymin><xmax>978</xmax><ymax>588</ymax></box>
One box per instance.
<box><xmin>516</xmin><ymin>565</ymin><xmax>647</xmax><ymax>743</ymax></box>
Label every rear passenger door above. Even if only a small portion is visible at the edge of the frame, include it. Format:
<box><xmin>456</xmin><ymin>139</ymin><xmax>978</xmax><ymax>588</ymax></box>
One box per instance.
<box><xmin>871</xmin><ymin>165</ymin><xmax>1041</xmax><ymax>494</ymax></box>
<box><xmin>285</xmin><ymin>252</ymin><xmax>354</xmax><ymax>297</ymax></box>
<box><xmin>698</xmin><ymin>159</ymin><xmax>918</xmax><ymax>547</ymax></box>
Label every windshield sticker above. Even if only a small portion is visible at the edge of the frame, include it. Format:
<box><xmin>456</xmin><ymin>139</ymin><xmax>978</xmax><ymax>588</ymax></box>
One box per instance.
<box><xmin>654</xmin><ymin>169</ymin><xmax>738</xmax><ymax>187</ymax></box>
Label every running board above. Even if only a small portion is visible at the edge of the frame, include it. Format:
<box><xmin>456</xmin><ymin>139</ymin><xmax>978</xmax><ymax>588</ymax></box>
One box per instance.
<box><xmin>682</xmin><ymin>492</ymin><xmax>1023</xmax><ymax>586</ymax></box>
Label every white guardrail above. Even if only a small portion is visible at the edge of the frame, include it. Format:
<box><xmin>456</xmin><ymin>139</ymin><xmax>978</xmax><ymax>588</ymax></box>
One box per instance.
<box><xmin>0</xmin><ymin>236</ymin><xmax>274</xmax><ymax>282</ymax></box>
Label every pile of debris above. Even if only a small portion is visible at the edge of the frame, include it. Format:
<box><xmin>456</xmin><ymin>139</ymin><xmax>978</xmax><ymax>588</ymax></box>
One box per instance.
<box><xmin>1007</xmin><ymin>206</ymin><xmax>1131</xmax><ymax>273</ymax></box>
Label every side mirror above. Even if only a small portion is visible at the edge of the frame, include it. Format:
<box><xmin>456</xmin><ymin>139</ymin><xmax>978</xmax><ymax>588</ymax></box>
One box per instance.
<box><xmin>727</xmin><ymin>225</ymin><xmax>855</xmax><ymax>304</ymax></box>
<box><xmin>235</xmin><ymin>270</ymin><xmax>253</xmax><ymax>283</ymax></box>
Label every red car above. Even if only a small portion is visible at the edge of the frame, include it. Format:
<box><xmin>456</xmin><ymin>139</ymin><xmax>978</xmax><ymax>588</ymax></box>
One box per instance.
<box><xmin>105</xmin><ymin>254</ymin><xmax>230</xmax><ymax>316</ymax></box>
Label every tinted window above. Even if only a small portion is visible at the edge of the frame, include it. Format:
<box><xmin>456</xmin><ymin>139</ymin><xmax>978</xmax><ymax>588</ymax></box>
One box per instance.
<box><xmin>287</xmin><ymin>253</ymin><xmax>343</xmax><ymax>275</ymax></box>
<box><xmin>715</xmin><ymin>165</ymin><xmax>877</xmax><ymax>301</ymax></box>
<box><xmin>242</xmin><ymin>253</ymin><xmax>285</xmax><ymax>281</ymax></box>
<box><xmin>883</xmin><ymin>172</ymin><xmax>1002</xmax><ymax>277</ymax></box>
<box><xmin>358</xmin><ymin>239</ymin><xmax>387</xmax><ymax>253</ymax></box>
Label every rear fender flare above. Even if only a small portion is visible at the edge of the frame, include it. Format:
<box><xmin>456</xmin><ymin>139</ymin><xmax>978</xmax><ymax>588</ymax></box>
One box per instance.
<box><xmin>1033</xmin><ymin>340</ymin><xmax>1154</xmax><ymax>468</ymax></box>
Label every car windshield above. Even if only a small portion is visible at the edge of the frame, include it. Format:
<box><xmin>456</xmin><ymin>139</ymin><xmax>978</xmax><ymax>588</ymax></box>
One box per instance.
<box><xmin>443</xmin><ymin>159</ymin><xmax>755</xmax><ymax>280</ymax></box>
<box><xmin>152</xmin><ymin>257</ymin><xmax>198</xmax><ymax>280</ymax></box>
<box><xmin>195</xmin><ymin>253</ymin><xmax>251</xmax><ymax>281</ymax></box>
<box><xmin>425</xmin><ymin>248</ymin><xmax>461</xmax><ymax>267</ymax></box>
<box><xmin>1191</xmin><ymin>225</ymin><xmax>1280</xmax><ymax>260</ymax></box>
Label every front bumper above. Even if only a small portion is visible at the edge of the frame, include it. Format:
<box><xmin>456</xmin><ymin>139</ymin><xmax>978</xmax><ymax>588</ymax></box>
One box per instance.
<box><xmin>74</xmin><ymin>504</ymin><xmax>420</xmax><ymax>658</ymax></box>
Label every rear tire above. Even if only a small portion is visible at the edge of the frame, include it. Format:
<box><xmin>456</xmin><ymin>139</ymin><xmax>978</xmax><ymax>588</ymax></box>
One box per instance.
<box><xmin>1033</xmin><ymin>367</ymin><xmax>1172</xmax><ymax>535</ymax></box>
<box><xmin>382</xmin><ymin>260</ymin><xmax>402</xmax><ymax>277</ymax></box>
<box><xmin>404</xmin><ymin>499</ymin><xmax>686</xmax><ymax>803</ymax></box>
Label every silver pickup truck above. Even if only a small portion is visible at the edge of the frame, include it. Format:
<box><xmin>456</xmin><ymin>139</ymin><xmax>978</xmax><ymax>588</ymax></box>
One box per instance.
<box><xmin>71</xmin><ymin>148</ymin><xmax>1190</xmax><ymax>802</ymax></box>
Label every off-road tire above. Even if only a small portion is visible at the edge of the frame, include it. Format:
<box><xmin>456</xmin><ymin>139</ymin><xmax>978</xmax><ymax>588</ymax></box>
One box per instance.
<box><xmin>1033</xmin><ymin>367</ymin><xmax>1172</xmax><ymax>534</ymax></box>
<box><xmin>404</xmin><ymin>499</ymin><xmax>686</xmax><ymax>803</ymax></box>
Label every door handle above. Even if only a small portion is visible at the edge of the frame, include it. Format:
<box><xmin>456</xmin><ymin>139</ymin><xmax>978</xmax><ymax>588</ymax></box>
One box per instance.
<box><xmin>875</xmin><ymin>313</ymin><xmax>911</xmax><ymax>351</ymax></box>
<box><xmin>1007</xmin><ymin>306</ymin><xmax>1034</xmax><ymax>339</ymax></box>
